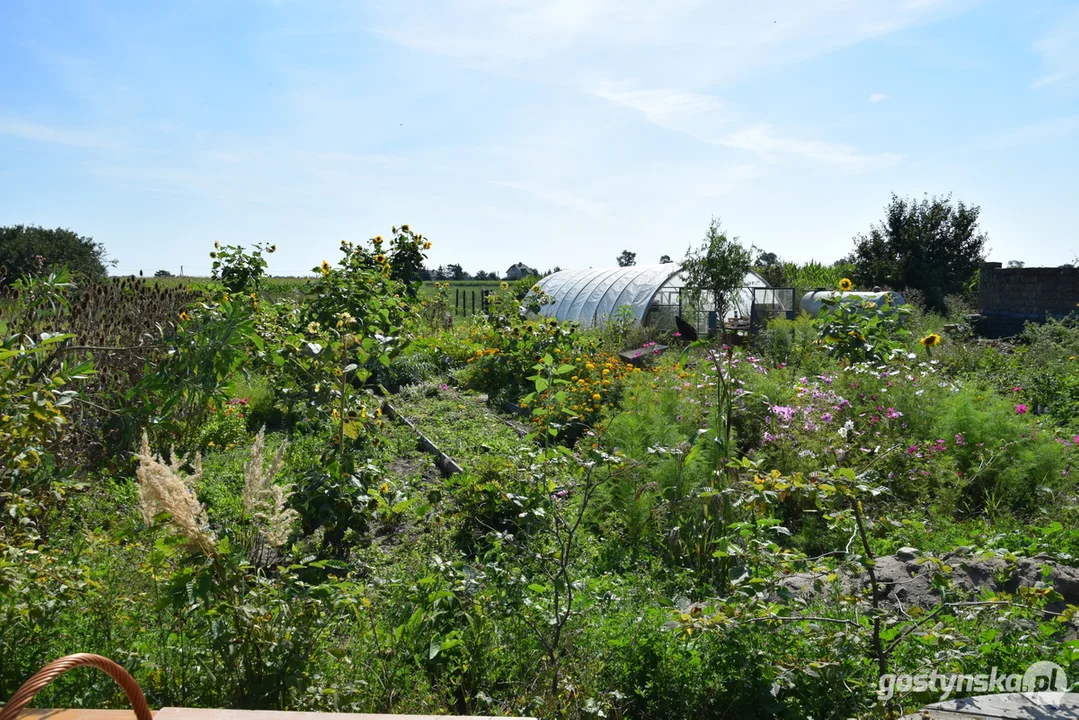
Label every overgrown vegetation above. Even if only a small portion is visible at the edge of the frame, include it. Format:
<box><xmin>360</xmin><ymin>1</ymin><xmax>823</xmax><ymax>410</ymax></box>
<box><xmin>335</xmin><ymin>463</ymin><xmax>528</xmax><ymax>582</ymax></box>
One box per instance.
<box><xmin>1</xmin><ymin>223</ymin><xmax>1077</xmax><ymax>720</ymax></box>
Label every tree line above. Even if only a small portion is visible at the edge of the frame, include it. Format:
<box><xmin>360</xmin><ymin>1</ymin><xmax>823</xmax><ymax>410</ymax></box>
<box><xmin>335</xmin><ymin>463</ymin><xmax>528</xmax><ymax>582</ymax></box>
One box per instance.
<box><xmin>6</xmin><ymin>193</ymin><xmax>1061</xmax><ymax>313</ymax></box>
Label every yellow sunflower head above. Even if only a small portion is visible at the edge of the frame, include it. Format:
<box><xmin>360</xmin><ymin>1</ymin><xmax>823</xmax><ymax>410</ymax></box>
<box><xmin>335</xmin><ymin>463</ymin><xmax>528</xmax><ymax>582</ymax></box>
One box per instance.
<box><xmin>374</xmin><ymin>254</ymin><xmax>387</xmax><ymax>264</ymax></box>
<box><xmin>500</xmin><ymin>281</ymin><xmax>509</xmax><ymax>290</ymax></box>
<box><xmin>320</xmin><ymin>260</ymin><xmax>331</xmax><ymax>276</ymax></box>
<box><xmin>838</xmin><ymin>278</ymin><xmax>853</xmax><ymax>291</ymax></box>
<box><xmin>920</xmin><ymin>333</ymin><xmax>941</xmax><ymax>348</ymax></box>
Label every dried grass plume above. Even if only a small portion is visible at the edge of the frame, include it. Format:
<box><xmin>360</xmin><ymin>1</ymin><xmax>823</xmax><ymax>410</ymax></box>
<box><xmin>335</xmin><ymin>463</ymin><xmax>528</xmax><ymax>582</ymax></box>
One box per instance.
<box><xmin>243</xmin><ymin>427</ymin><xmax>298</xmax><ymax>548</ymax></box>
<box><xmin>136</xmin><ymin>430</ymin><xmax>215</xmax><ymax>554</ymax></box>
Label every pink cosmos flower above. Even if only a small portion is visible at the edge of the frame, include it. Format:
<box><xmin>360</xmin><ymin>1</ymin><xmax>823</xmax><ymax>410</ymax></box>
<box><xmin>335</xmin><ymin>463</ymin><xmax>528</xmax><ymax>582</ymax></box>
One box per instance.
<box><xmin>1015</xmin><ymin>404</ymin><xmax>1028</xmax><ymax>414</ymax></box>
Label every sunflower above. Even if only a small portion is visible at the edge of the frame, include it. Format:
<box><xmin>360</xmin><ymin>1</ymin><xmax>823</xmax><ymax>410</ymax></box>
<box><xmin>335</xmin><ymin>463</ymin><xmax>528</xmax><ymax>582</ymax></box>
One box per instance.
<box><xmin>401</xmin><ymin>224</ymin><xmax>410</xmax><ymax>232</ymax></box>
<box><xmin>320</xmin><ymin>260</ymin><xmax>331</xmax><ymax>276</ymax></box>
<box><xmin>374</xmin><ymin>254</ymin><xmax>387</xmax><ymax>264</ymax></box>
<box><xmin>500</xmin><ymin>281</ymin><xmax>509</xmax><ymax>289</ymax></box>
<box><xmin>423</xmin><ymin>241</ymin><xmax>432</xmax><ymax>250</ymax></box>
<box><xmin>838</xmin><ymin>278</ymin><xmax>853</xmax><ymax>291</ymax></box>
<box><xmin>920</xmin><ymin>333</ymin><xmax>941</xmax><ymax>348</ymax></box>
<box><xmin>178</xmin><ymin>311</ymin><xmax>190</xmax><ymax>322</ymax></box>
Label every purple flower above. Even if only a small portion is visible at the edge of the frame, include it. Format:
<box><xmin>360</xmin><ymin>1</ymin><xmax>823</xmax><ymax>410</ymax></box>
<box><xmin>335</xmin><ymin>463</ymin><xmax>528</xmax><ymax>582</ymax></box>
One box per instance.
<box><xmin>821</xmin><ymin>412</ymin><xmax>833</xmax><ymax>423</ymax></box>
<box><xmin>771</xmin><ymin>405</ymin><xmax>796</xmax><ymax>423</ymax></box>
<box><xmin>955</xmin><ymin>433</ymin><xmax>966</xmax><ymax>446</ymax></box>
<box><xmin>885</xmin><ymin>407</ymin><xmax>902</xmax><ymax>419</ymax></box>
<box><xmin>907</xmin><ymin>445</ymin><xmax>918</xmax><ymax>454</ymax></box>
<box><xmin>1015</xmin><ymin>403</ymin><xmax>1028</xmax><ymax>415</ymax></box>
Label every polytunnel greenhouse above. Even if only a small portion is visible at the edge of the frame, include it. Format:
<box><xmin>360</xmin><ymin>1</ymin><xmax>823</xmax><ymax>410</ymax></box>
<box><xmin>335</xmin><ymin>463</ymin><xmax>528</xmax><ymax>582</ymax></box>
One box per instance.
<box><xmin>533</xmin><ymin>264</ymin><xmax>780</xmax><ymax>330</ymax></box>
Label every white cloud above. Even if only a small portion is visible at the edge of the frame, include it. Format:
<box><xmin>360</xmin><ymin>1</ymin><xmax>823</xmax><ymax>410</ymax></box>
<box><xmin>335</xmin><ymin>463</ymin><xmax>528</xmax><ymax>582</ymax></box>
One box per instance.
<box><xmin>719</xmin><ymin>124</ymin><xmax>901</xmax><ymax>171</ymax></box>
<box><xmin>0</xmin><ymin>119</ymin><xmax>120</xmax><ymax>149</ymax></box>
<box><xmin>869</xmin><ymin>93</ymin><xmax>889</xmax><ymax>103</ymax></box>
<box><xmin>1032</xmin><ymin>8</ymin><xmax>1079</xmax><ymax>88</ymax></box>
<box><xmin>592</xmin><ymin>85</ymin><xmax>731</xmax><ymax>140</ymax></box>
<box><xmin>974</xmin><ymin>116</ymin><xmax>1079</xmax><ymax>149</ymax></box>
<box><xmin>373</xmin><ymin>0</ymin><xmax>976</xmax><ymax>85</ymax></box>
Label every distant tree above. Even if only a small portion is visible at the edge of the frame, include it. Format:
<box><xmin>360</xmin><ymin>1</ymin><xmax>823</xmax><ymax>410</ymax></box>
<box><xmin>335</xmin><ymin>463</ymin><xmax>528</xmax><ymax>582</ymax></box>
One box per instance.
<box><xmin>659</xmin><ymin>254</ymin><xmax>672</xmax><ymax>264</ymax></box>
<box><xmin>850</xmin><ymin>193</ymin><xmax>987</xmax><ymax>312</ymax></box>
<box><xmin>682</xmin><ymin>218</ymin><xmax>754</xmax><ymax>323</ymax></box>
<box><xmin>446</xmin><ymin>263</ymin><xmax>466</xmax><ymax>281</ymax></box>
<box><xmin>474</xmin><ymin>270</ymin><xmax>498</xmax><ymax>280</ymax></box>
<box><xmin>1006</xmin><ymin>260</ymin><xmax>1025</xmax><ymax>268</ymax></box>
<box><xmin>418</xmin><ymin>266</ymin><xmax>433</xmax><ymax>281</ymax></box>
<box><xmin>0</xmin><ymin>224</ymin><xmax>111</xmax><ymax>284</ymax></box>
<box><xmin>154</xmin><ymin>269</ymin><xmax>174</xmax><ymax>277</ymax></box>
<box><xmin>617</xmin><ymin>250</ymin><xmax>637</xmax><ymax>267</ymax></box>
<box><xmin>755</xmin><ymin>250</ymin><xmax>780</xmax><ymax>267</ymax></box>
<box><xmin>753</xmin><ymin>250</ymin><xmax>788</xmax><ymax>287</ymax></box>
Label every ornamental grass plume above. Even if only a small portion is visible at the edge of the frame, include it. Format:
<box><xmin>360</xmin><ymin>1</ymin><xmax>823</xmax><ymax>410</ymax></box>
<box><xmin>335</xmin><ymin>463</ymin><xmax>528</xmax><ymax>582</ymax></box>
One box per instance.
<box><xmin>243</xmin><ymin>427</ymin><xmax>298</xmax><ymax>548</ymax></box>
<box><xmin>136</xmin><ymin>431</ymin><xmax>215</xmax><ymax>554</ymax></box>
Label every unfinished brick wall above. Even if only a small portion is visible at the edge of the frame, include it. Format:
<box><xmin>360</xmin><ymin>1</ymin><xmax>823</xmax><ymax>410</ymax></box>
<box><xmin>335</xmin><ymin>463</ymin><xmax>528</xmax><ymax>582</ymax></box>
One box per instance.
<box><xmin>976</xmin><ymin>262</ymin><xmax>1079</xmax><ymax>336</ymax></box>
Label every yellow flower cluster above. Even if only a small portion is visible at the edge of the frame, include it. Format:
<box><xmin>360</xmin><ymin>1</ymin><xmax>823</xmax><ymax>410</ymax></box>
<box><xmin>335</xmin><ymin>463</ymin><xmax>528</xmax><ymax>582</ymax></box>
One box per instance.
<box><xmin>465</xmin><ymin>347</ymin><xmax>501</xmax><ymax>363</ymax></box>
<box><xmin>527</xmin><ymin>351</ymin><xmax>635</xmax><ymax>428</ymax></box>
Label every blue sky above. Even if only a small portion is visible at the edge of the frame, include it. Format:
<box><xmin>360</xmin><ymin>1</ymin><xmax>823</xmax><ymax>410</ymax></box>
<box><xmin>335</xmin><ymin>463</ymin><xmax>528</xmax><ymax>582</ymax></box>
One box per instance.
<box><xmin>1</xmin><ymin>0</ymin><xmax>1077</xmax><ymax>277</ymax></box>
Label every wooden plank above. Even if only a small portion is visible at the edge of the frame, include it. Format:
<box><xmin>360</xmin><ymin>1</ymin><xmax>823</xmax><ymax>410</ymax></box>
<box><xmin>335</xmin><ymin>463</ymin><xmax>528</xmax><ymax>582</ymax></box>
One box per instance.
<box><xmin>17</xmin><ymin>711</ymin><xmax>153</xmax><ymax>720</ymax></box>
<box><xmin>157</xmin><ymin>709</ymin><xmax>532</xmax><ymax>720</ymax></box>
<box><xmin>916</xmin><ymin>691</ymin><xmax>1079</xmax><ymax>718</ymax></box>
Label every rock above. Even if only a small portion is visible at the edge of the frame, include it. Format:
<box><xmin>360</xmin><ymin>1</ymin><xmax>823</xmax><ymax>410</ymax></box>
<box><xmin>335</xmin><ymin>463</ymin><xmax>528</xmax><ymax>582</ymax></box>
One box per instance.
<box><xmin>896</xmin><ymin>546</ymin><xmax>920</xmax><ymax>561</ymax></box>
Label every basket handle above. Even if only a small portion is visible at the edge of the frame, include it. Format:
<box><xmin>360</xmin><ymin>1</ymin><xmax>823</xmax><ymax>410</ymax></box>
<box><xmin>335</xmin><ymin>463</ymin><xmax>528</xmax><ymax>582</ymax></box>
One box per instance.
<box><xmin>0</xmin><ymin>654</ymin><xmax>152</xmax><ymax>720</ymax></box>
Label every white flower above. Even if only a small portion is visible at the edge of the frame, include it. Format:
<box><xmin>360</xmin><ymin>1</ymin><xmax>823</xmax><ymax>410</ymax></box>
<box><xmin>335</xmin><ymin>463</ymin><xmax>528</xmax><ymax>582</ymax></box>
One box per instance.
<box><xmin>837</xmin><ymin>420</ymin><xmax>855</xmax><ymax>439</ymax></box>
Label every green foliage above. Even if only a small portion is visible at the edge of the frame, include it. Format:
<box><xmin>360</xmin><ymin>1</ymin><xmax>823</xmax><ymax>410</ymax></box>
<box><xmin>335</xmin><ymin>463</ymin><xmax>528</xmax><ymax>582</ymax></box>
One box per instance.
<box><xmin>681</xmin><ymin>217</ymin><xmax>754</xmax><ymax>322</ymax></box>
<box><xmin>850</xmin><ymin>193</ymin><xmax>987</xmax><ymax>312</ymax></box>
<box><xmin>210</xmin><ymin>241</ymin><xmax>276</xmax><ymax>294</ymax></box>
<box><xmin>754</xmin><ymin>314</ymin><xmax>830</xmax><ymax>373</ymax></box>
<box><xmin>6</xmin><ymin>223</ymin><xmax>1079</xmax><ymax>719</ymax></box>
<box><xmin>754</xmin><ymin>258</ymin><xmax>857</xmax><ymax>292</ymax></box>
<box><xmin>814</xmin><ymin>290</ymin><xmax>912</xmax><ymax>364</ymax></box>
<box><xmin>0</xmin><ymin>224</ymin><xmax>111</xmax><ymax>284</ymax></box>
<box><xmin>928</xmin><ymin>386</ymin><xmax>1069</xmax><ymax>513</ymax></box>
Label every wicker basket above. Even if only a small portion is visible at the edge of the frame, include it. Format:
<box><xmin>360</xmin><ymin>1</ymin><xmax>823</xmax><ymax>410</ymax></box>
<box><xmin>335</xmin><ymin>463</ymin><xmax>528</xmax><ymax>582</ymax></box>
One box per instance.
<box><xmin>0</xmin><ymin>654</ymin><xmax>152</xmax><ymax>720</ymax></box>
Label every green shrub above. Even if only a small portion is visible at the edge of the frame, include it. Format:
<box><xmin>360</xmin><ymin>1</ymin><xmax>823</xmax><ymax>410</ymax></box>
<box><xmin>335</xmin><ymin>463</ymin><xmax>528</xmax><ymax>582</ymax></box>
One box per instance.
<box><xmin>928</xmin><ymin>386</ymin><xmax>1070</xmax><ymax>513</ymax></box>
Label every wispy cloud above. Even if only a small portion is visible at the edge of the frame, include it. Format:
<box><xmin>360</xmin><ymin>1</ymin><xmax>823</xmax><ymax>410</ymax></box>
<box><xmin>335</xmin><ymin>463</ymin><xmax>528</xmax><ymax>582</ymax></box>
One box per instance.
<box><xmin>869</xmin><ymin>93</ymin><xmax>889</xmax><ymax>103</ymax></box>
<box><xmin>1032</xmin><ymin>7</ymin><xmax>1079</xmax><ymax>88</ymax></box>
<box><xmin>719</xmin><ymin>125</ymin><xmax>901</xmax><ymax>171</ymax></box>
<box><xmin>374</xmin><ymin>0</ymin><xmax>977</xmax><ymax>85</ymax></box>
<box><xmin>593</xmin><ymin>85</ymin><xmax>731</xmax><ymax>140</ymax></box>
<box><xmin>592</xmin><ymin>84</ymin><xmax>897</xmax><ymax>172</ymax></box>
<box><xmin>974</xmin><ymin>116</ymin><xmax>1079</xmax><ymax>149</ymax></box>
<box><xmin>0</xmin><ymin>119</ymin><xmax>120</xmax><ymax>149</ymax></box>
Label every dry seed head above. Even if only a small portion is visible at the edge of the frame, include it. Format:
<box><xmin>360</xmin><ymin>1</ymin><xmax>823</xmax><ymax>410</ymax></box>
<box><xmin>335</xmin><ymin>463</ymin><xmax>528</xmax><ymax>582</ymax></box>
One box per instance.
<box><xmin>136</xmin><ymin>431</ymin><xmax>214</xmax><ymax>554</ymax></box>
<box><xmin>242</xmin><ymin>427</ymin><xmax>297</xmax><ymax>547</ymax></box>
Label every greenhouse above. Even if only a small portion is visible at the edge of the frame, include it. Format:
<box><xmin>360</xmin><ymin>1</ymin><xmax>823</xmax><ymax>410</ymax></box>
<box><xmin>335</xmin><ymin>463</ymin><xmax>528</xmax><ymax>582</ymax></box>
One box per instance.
<box><xmin>533</xmin><ymin>264</ymin><xmax>778</xmax><ymax>330</ymax></box>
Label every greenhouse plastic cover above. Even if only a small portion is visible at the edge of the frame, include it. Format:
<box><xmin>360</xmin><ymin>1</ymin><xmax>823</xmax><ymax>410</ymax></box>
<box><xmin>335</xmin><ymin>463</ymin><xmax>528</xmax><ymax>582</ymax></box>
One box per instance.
<box><xmin>534</xmin><ymin>265</ymin><xmax>771</xmax><ymax>328</ymax></box>
<box><xmin>534</xmin><ymin>265</ymin><xmax>684</xmax><ymax>327</ymax></box>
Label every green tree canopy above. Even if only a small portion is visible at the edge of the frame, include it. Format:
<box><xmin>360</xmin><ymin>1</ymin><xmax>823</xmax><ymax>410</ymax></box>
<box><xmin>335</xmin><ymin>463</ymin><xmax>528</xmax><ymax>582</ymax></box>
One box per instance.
<box><xmin>850</xmin><ymin>194</ymin><xmax>987</xmax><ymax>312</ymax></box>
<box><xmin>682</xmin><ymin>218</ymin><xmax>754</xmax><ymax>321</ymax></box>
<box><xmin>0</xmin><ymin>225</ymin><xmax>111</xmax><ymax>284</ymax></box>
<box><xmin>616</xmin><ymin>250</ymin><xmax>637</xmax><ymax>267</ymax></box>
